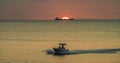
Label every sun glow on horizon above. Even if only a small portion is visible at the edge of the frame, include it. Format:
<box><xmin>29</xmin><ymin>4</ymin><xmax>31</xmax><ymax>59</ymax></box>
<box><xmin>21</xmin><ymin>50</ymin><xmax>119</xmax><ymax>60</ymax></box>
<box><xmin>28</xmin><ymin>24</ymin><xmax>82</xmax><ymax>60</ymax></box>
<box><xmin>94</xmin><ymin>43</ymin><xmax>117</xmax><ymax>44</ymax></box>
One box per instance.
<box><xmin>62</xmin><ymin>17</ymin><xmax>70</xmax><ymax>20</ymax></box>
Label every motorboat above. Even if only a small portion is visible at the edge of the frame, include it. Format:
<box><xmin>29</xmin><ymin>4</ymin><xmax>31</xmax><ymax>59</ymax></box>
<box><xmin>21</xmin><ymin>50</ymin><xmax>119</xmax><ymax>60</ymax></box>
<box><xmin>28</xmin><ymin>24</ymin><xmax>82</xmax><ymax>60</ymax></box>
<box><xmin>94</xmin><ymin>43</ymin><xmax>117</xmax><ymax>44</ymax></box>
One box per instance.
<box><xmin>53</xmin><ymin>43</ymin><xmax>69</xmax><ymax>55</ymax></box>
<box><xmin>46</xmin><ymin>43</ymin><xmax>120</xmax><ymax>55</ymax></box>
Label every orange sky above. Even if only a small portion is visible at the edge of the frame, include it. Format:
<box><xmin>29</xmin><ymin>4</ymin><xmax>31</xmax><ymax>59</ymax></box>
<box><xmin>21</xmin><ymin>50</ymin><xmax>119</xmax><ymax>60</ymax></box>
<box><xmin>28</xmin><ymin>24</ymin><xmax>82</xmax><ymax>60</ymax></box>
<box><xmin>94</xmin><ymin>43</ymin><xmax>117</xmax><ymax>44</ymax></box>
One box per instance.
<box><xmin>0</xmin><ymin>0</ymin><xmax>120</xmax><ymax>20</ymax></box>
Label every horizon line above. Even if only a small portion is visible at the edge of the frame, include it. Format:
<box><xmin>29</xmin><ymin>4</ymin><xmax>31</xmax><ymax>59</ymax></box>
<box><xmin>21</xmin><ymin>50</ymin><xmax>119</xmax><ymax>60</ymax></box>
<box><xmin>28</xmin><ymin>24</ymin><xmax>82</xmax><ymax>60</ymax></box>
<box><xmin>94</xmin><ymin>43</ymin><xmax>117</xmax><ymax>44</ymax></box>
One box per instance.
<box><xmin>0</xmin><ymin>19</ymin><xmax>120</xmax><ymax>21</ymax></box>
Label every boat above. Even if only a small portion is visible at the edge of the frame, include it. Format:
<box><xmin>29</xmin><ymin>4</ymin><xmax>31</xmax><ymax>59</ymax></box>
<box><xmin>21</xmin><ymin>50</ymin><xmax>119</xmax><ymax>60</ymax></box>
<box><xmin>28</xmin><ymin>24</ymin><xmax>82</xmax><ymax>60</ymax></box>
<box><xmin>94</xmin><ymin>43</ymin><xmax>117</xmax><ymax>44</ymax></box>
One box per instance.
<box><xmin>54</xmin><ymin>17</ymin><xmax>75</xmax><ymax>20</ymax></box>
<box><xmin>53</xmin><ymin>43</ymin><xmax>69</xmax><ymax>55</ymax></box>
<box><xmin>46</xmin><ymin>43</ymin><xmax>120</xmax><ymax>55</ymax></box>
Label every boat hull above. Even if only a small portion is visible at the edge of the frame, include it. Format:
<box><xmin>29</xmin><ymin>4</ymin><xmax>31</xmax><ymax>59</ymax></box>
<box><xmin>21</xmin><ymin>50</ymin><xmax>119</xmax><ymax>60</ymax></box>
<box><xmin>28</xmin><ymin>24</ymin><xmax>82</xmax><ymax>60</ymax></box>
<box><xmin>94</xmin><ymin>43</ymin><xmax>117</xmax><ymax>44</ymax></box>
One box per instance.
<box><xmin>53</xmin><ymin>48</ymin><xmax>69</xmax><ymax>55</ymax></box>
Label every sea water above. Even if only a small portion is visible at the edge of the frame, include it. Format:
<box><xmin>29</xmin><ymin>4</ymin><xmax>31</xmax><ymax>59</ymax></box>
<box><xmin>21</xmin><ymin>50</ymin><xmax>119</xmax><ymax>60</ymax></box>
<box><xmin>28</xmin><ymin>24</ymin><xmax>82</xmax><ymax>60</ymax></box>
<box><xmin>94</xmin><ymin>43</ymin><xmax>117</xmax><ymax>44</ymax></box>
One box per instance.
<box><xmin>0</xmin><ymin>20</ymin><xmax>120</xmax><ymax>63</ymax></box>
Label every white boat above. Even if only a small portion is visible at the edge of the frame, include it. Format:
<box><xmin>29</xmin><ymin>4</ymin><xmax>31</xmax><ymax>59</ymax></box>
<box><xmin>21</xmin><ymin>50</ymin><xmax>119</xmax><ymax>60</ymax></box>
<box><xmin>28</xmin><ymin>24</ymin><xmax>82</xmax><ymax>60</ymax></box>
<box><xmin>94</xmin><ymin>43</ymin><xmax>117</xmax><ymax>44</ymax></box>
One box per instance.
<box><xmin>53</xmin><ymin>43</ymin><xmax>69</xmax><ymax>55</ymax></box>
<box><xmin>46</xmin><ymin>43</ymin><xmax>120</xmax><ymax>55</ymax></box>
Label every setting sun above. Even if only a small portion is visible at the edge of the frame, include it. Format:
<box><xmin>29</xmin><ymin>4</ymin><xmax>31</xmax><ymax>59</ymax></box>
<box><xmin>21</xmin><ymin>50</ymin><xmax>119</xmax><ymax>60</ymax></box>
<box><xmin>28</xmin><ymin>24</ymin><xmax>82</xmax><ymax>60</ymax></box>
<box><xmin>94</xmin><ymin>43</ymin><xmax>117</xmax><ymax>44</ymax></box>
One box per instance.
<box><xmin>62</xmin><ymin>17</ymin><xmax>70</xmax><ymax>20</ymax></box>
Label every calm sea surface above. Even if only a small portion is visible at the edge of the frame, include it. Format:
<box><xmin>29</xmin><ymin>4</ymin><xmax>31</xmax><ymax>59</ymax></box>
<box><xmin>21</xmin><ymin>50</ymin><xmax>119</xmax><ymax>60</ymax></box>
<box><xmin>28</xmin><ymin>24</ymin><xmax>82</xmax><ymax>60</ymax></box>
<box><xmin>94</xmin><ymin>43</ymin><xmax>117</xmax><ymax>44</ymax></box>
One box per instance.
<box><xmin>0</xmin><ymin>20</ymin><xmax>120</xmax><ymax>63</ymax></box>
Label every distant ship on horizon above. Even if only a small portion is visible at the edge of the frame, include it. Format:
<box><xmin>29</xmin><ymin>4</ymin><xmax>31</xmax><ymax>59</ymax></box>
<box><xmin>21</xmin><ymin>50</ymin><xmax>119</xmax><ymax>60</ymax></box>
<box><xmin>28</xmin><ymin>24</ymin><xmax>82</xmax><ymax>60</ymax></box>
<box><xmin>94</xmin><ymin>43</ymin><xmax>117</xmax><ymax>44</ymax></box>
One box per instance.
<box><xmin>54</xmin><ymin>17</ymin><xmax>75</xmax><ymax>20</ymax></box>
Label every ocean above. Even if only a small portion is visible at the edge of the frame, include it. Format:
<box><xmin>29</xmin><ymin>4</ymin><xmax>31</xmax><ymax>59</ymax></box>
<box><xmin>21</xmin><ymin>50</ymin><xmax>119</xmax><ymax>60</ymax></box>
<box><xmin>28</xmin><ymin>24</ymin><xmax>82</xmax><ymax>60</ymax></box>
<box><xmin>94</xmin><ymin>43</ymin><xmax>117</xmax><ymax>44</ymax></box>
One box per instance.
<box><xmin>0</xmin><ymin>20</ymin><xmax>120</xmax><ymax>63</ymax></box>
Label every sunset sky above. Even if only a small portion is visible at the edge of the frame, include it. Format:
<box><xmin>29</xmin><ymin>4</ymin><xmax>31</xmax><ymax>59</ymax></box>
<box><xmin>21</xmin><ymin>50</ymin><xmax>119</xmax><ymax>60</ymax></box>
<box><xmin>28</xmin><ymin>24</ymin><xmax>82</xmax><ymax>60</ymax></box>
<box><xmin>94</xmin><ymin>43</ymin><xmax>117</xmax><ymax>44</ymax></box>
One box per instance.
<box><xmin>0</xmin><ymin>0</ymin><xmax>120</xmax><ymax>20</ymax></box>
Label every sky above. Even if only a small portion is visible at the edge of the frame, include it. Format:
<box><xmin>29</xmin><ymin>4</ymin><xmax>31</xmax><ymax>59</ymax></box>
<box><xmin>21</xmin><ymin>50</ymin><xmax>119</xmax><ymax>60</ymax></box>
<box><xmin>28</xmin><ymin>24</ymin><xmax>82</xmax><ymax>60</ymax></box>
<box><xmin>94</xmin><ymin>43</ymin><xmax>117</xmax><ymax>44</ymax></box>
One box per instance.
<box><xmin>0</xmin><ymin>0</ymin><xmax>120</xmax><ymax>20</ymax></box>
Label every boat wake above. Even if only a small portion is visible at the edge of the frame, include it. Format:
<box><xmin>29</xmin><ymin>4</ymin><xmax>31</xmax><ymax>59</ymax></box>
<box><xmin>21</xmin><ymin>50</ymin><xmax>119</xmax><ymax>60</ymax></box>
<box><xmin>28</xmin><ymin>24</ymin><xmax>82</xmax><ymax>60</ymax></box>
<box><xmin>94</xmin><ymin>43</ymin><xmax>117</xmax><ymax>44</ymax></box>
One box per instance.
<box><xmin>46</xmin><ymin>48</ymin><xmax>120</xmax><ymax>55</ymax></box>
<box><xmin>46</xmin><ymin>43</ymin><xmax>120</xmax><ymax>55</ymax></box>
